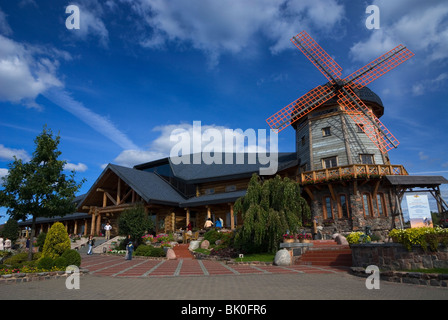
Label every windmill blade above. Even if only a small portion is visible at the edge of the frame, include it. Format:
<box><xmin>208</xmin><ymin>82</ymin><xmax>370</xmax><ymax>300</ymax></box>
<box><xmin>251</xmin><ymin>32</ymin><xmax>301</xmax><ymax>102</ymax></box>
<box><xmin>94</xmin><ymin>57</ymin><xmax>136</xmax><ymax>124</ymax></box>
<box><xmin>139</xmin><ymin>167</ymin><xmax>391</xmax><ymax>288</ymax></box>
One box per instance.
<box><xmin>338</xmin><ymin>87</ymin><xmax>399</xmax><ymax>153</ymax></box>
<box><xmin>267</xmin><ymin>84</ymin><xmax>335</xmax><ymax>133</ymax></box>
<box><xmin>291</xmin><ymin>31</ymin><xmax>342</xmax><ymax>84</ymax></box>
<box><xmin>344</xmin><ymin>45</ymin><xmax>414</xmax><ymax>89</ymax></box>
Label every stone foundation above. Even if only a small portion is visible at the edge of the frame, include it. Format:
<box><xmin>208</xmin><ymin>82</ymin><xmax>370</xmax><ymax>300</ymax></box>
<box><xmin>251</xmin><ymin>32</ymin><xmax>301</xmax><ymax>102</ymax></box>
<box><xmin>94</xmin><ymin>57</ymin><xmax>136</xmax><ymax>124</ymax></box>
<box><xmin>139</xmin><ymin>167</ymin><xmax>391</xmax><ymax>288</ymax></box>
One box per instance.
<box><xmin>351</xmin><ymin>243</ymin><xmax>448</xmax><ymax>271</ymax></box>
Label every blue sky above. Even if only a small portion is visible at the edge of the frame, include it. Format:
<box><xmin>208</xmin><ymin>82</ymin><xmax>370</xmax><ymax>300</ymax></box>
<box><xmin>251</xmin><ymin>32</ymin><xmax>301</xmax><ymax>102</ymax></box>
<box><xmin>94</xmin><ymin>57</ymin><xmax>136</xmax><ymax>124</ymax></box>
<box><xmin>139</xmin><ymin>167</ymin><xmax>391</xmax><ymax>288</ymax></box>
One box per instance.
<box><xmin>0</xmin><ymin>0</ymin><xmax>447</xmax><ymax>224</ymax></box>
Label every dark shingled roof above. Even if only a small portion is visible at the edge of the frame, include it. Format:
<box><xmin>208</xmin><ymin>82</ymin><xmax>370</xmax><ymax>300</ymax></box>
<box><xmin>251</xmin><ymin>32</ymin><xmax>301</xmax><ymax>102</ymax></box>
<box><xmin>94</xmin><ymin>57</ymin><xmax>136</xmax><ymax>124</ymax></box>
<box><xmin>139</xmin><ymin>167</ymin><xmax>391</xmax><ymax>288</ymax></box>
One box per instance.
<box><xmin>137</xmin><ymin>152</ymin><xmax>298</xmax><ymax>183</ymax></box>
<box><xmin>180</xmin><ymin>190</ymin><xmax>247</xmax><ymax>207</ymax></box>
<box><xmin>385</xmin><ymin>175</ymin><xmax>448</xmax><ymax>187</ymax></box>
<box><xmin>104</xmin><ymin>164</ymin><xmax>186</xmax><ymax>205</ymax></box>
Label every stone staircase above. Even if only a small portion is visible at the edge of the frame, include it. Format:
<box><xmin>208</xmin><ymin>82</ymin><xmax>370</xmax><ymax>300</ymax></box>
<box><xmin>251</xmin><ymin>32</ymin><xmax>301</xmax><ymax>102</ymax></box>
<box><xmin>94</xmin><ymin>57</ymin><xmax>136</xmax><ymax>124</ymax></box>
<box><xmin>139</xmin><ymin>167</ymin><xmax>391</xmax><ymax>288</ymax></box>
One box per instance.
<box><xmin>295</xmin><ymin>240</ymin><xmax>352</xmax><ymax>267</ymax></box>
<box><xmin>172</xmin><ymin>243</ymin><xmax>194</xmax><ymax>259</ymax></box>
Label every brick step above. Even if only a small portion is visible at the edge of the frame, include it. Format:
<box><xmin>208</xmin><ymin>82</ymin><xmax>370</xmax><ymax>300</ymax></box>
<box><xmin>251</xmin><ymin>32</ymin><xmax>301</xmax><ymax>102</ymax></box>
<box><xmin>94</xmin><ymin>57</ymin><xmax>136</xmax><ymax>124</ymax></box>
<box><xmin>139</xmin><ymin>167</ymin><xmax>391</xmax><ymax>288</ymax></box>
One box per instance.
<box><xmin>297</xmin><ymin>241</ymin><xmax>352</xmax><ymax>266</ymax></box>
<box><xmin>172</xmin><ymin>244</ymin><xmax>193</xmax><ymax>259</ymax></box>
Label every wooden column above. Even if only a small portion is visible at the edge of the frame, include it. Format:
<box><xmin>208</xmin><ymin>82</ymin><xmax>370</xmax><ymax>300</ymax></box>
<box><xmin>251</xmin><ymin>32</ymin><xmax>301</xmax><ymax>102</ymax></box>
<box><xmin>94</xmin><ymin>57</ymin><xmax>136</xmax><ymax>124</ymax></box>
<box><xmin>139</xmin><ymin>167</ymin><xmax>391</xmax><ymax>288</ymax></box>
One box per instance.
<box><xmin>186</xmin><ymin>208</ymin><xmax>190</xmax><ymax>226</ymax></box>
<box><xmin>96</xmin><ymin>211</ymin><xmax>102</xmax><ymax>235</ymax></box>
<box><xmin>229</xmin><ymin>203</ymin><xmax>235</xmax><ymax>230</ymax></box>
<box><xmin>171</xmin><ymin>212</ymin><xmax>175</xmax><ymax>231</ymax></box>
<box><xmin>74</xmin><ymin>220</ymin><xmax>78</xmax><ymax>235</ymax></box>
<box><xmin>84</xmin><ymin>220</ymin><xmax>88</xmax><ymax>236</ymax></box>
<box><xmin>207</xmin><ymin>206</ymin><xmax>211</xmax><ymax>219</ymax></box>
<box><xmin>90</xmin><ymin>209</ymin><xmax>96</xmax><ymax>236</ymax></box>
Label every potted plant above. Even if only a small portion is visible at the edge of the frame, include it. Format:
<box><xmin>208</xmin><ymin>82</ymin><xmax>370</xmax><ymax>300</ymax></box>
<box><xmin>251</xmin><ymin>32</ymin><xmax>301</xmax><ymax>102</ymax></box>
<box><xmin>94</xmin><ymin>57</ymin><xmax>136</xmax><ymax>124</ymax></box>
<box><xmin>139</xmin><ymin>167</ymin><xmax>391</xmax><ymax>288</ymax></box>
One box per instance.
<box><xmin>297</xmin><ymin>233</ymin><xmax>312</xmax><ymax>243</ymax></box>
<box><xmin>283</xmin><ymin>234</ymin><xmax>295</xmax><ymax>243</ymax></box>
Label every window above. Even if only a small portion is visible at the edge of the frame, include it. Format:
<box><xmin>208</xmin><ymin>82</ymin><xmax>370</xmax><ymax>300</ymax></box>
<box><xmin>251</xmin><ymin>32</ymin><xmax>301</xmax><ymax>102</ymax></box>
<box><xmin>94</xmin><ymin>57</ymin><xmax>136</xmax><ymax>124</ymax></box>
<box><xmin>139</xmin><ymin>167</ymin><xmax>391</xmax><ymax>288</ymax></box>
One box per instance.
<box><xmin>375</xmin><ymin>193</ymin><xmax>387</xmax><ymax>216</ymax></box>
<box><xmin>205</xmin><ymin>188</ymin><xmax>215</xmax><ymax>195</ymax></box>
<box><xmin>322</xmin><ymin>156</ymin><xmax>337</xmax><ymax>168</ymax></box>
<box><xmin>323</xmin><ymin>196</ymin><xmax>333</xmax><ymax>219</ymax></box>
<box><xmin>225</xmin><ymin>185</ymin><xmax>236</xmax><ymax>192</ymax></box>
<box><xmin>360</xmin><ymin>154</ymin><xmax>375</xmax><ymax>165</ymax></box>
<box><xmin>362</xmin><ymin>193</ymin><xmax>374</xmax><ymax>217</ymax></box>
<box><xmin>356</xmin><ymin>123</ymin><xmax>364</xmax><ymax>133</ymax></box>
<box><xmin>322</xmin><ymin>127</ymin><xmax>331</xmax><ymax>137</ymax></box>
<box><xmin>338</xmin><ymin>194</ymin><xmax>349</xmax><ymax>218</ymax></box>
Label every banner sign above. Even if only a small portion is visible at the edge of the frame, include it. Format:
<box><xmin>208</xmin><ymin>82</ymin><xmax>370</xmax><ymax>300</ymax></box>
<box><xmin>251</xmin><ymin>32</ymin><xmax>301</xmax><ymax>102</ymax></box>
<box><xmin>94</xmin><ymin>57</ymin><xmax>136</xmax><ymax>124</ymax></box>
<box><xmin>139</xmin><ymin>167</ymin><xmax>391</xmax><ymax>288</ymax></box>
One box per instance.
<box><xmin>406</xmin><ymin>194</ymin><xmax>433</xmax><ymax>228</ymax></box>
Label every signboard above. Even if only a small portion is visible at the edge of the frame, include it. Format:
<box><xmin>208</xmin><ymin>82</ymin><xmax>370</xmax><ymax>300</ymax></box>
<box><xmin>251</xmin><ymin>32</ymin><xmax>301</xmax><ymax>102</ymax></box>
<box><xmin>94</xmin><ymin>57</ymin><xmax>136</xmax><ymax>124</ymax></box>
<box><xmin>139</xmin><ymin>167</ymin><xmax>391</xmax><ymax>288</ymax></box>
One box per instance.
<box><xmin>406</xmin><ymin>194</ymin><xmax>433</xmax><ymax>228</ymax></box>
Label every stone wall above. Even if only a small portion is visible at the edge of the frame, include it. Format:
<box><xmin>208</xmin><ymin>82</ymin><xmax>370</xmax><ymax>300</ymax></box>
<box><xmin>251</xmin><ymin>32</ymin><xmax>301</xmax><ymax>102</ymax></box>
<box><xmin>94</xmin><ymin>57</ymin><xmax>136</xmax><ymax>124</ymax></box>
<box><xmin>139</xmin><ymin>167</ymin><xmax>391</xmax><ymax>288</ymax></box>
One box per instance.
<box><xmin>351</xmin><ymin>243</ymin><xmax>448</xmax><ymax>271</ymax></box>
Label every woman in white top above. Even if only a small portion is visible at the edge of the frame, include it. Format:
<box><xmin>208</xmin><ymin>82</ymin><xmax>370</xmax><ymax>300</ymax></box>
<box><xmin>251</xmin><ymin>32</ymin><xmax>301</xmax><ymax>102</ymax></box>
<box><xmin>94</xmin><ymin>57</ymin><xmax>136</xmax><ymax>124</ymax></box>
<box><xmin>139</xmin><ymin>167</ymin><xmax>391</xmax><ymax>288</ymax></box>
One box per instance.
<box><xmin>0</xmin><ymin>237</ymin><xmax>3</xmax><ymax>250</ymax></box>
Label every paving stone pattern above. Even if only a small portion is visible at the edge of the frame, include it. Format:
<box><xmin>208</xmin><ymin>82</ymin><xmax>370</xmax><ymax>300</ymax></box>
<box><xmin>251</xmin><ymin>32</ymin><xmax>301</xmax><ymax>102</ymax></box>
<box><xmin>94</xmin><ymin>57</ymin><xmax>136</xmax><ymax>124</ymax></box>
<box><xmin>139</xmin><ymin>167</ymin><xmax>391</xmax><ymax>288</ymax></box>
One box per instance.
<box><xmin>81</xmin><ymin>254</ymin><xmax>350</xmax><ymax>278</ymax></box>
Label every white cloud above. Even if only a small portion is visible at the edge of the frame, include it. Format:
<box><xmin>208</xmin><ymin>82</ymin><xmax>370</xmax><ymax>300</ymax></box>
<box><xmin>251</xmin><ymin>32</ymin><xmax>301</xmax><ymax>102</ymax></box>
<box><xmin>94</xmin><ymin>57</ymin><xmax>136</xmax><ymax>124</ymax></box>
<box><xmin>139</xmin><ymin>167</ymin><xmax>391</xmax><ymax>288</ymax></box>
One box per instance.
<box><xmin>64</xmin><ymin>162</ymin><xmax>88</xmax><ymax>172</ymax></box>
<box><xmin>0</xmin><ymin>35</ymin><xmax>64</xmax><ymax>109</ymax></box>
<box><xmin>412</xmin><ymin>72</ymin><xmax>448</xmax><ymax>96</ymax></box>
<box><xmin>43</xmin><ymin>88</ymin><xmax>139</xmax><ymax>151</ymax></box>
<box><xmin>0</xmin><ymin>168</ymin><xmax>8</xmax><ymax>180</ymax></box>
<box><xmin>68</xmin><ymin>1</ymin><xmax>109</xmax><ymax>47</ymax></box>
<box><xmin>111</xmin><ymin>122</ymin><xmax>273</xmax><ymax>167</ymax></box>
<box><xmin>0</xmin><ymin>144</ymin><xmax>31</xmax><ymax>162</ymax></box>
<box><xmin>350</xmin><ymin>0</ymin><xmax>448</xmax><ymax>63</ymax></box>
<box><xmin>124</xmin><ymin>0</ymin><xmax>345</xmax><ymax>66</ymax></box>
<box><xmin>0</xmin><ymin>7</ymin><xmax>12</xmax><ymax>36</ymax></box>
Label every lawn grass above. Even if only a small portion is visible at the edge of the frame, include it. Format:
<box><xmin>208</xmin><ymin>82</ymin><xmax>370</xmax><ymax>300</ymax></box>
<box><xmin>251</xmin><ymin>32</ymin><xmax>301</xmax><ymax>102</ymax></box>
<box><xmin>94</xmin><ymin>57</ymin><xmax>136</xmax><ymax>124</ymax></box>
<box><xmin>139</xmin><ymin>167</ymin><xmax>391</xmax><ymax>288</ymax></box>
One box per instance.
<box><xmin>239</xmin><ymin>253</ymin><xmax>275</xmax><ymax>263</ymax></box>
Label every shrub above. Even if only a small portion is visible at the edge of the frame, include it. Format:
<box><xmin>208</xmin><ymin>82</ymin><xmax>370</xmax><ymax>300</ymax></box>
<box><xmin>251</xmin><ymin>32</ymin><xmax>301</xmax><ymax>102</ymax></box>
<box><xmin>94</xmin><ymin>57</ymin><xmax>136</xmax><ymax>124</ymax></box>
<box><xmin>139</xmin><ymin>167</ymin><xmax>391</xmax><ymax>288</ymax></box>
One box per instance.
<box><xmin>4</xmin><ymin>252</ymin><xmax>30</xmax><ymax>267</ymax></box>
<box><xmin>149</xmin><ymin>247</ymin><xmax>165</xmax><ymax>257</ymax></box>
<box><xmin>42</xmin><ymin>222</ymin><xmax>71</xmax><ymax>259</ymax></box>
<box><xmin>389</xmin><ymin>227</ymin><xmax>448</xmax><ymax>251</ymax></box>
<box><xmin>36</xmin><ymin>232</ymin><xmax>47</xmax><ymax>252</ymax></box>
<box><xmin>61</xmin><ymin>249</ymin><xmax>81</xmax><ymax>267</ymax></box>
<box><xmin>37</xmin><ymin>257</ymin><xmax>54</xmax><ymax>270</ymax></box>
<box><xmin>54</xmin><ymin>257</ymin><xmax>68</xmax><ymax>269</ymax></box>
<box><xmin>347</xmin><ymin>232</ymin><xmax>371</xmax><ymax>244</ymax></box>
<box><xmin>133</xmin><ymin>245</ymin><xmax>165</xmax><ymax>257</ymax></box>
<box><xmin>135</xmin><ymin>245</ymin><xmax>153</xmax><ymax>256</ymax></box>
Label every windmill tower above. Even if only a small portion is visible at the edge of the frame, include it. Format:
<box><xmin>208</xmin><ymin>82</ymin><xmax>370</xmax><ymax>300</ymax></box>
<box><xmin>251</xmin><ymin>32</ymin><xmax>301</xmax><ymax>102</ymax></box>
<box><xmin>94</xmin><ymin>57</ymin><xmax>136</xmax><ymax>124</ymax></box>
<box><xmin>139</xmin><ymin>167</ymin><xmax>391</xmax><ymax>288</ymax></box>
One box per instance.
<box><xmin>267</xmin><ymin>31</ymin><xmax>414</xmax><ymax>238</ymax></box>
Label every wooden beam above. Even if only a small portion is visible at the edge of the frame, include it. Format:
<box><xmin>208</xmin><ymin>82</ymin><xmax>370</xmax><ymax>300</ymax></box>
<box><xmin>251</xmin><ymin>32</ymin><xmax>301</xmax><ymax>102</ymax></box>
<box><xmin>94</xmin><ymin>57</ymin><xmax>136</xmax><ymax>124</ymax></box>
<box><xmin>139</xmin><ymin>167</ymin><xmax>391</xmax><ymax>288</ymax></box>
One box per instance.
<box><xmin>303</xmin><ymin>186</ymin><xmax>315</xmax><ymax>201</ymax></box>
<box><xmin>373</xmin><ymin>180</ymin><xmax>381</xmax><ymax>198</ymax></box>
<box><xmin>328</xmin><ymin>184</ymin><xmax>336</xmax><ymax>201</ymax></box>
<box><xmin>117</xmin><ymin>178</ymin><xmax>121</xmax><ymax>205</ymax></box>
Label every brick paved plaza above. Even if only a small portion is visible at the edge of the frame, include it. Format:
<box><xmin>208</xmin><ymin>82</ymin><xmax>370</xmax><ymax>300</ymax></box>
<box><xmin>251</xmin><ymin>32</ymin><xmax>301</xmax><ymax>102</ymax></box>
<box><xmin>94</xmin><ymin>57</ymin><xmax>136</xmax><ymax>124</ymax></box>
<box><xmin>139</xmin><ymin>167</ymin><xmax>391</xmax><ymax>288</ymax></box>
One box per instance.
<box><xmin>0</xmin><ymin>253</ymin><xmax>447</xmax><ymax>302</ymax></box>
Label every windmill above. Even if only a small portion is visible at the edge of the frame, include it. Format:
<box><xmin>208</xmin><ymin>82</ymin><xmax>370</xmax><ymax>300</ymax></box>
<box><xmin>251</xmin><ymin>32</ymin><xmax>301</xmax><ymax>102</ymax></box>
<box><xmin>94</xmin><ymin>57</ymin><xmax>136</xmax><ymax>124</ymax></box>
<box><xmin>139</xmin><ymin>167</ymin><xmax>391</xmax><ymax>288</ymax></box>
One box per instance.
<box><xmin>266</xmin><ymin>31</ymin><xmax>414</xmax><ymax>154</ymax></box>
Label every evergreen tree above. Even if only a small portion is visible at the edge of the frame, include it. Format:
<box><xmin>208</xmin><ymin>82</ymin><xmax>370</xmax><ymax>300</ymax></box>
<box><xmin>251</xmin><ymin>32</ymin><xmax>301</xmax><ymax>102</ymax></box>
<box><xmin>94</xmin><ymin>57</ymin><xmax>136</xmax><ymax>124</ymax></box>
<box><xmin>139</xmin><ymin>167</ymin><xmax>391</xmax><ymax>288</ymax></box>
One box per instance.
<box><xmin>234</xmin><ymin>174</ymin><xmax>310</xmax><ymax>253</ymax></box>
<box><xmin>118</xmin><ymin>203</ymin><xmax>154</xmax><ymax>246</ymax></box>
<box><xmin>0</xmin><ymin>126</ymin><xmax>85</xmax><ymax>260</ymax></box>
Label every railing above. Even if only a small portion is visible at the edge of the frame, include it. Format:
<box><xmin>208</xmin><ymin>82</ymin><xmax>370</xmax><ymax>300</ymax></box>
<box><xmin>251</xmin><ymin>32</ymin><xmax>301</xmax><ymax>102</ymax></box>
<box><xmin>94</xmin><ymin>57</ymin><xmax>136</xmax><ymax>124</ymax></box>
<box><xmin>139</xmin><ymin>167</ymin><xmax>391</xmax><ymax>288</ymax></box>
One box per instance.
<box><xmin>300</xmin><ymin>164</ymin><xmax>408</xmax><ymax>185</ymax></box>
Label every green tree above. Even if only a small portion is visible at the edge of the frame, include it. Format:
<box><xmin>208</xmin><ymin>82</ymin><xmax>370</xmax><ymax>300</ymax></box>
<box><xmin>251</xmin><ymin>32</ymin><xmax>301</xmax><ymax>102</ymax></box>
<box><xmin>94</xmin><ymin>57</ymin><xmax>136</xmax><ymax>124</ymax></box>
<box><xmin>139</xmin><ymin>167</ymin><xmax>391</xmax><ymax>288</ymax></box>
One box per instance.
<box><xmin>234</xmin><ymin>174</ymin><xmax>310</xmax><ymax>253</ymax></box>
<box><xmin>118</xmin><ymin>203</ymin><xmax>154</xmax><ymax>246</ymax></box>
<box><xmin>2</xmin><ymin>218</ymin><xmax>19</xmax><ymax>243</ymax></box>
<box><xmin>41</xmin><ymin>222</ymin><xmax>71</xmax><ymax>259</ymax></box>
<box><xmin>0</xmin><ymin>126</ymin><xmax>85</xmax><ymax>260</ymax></box>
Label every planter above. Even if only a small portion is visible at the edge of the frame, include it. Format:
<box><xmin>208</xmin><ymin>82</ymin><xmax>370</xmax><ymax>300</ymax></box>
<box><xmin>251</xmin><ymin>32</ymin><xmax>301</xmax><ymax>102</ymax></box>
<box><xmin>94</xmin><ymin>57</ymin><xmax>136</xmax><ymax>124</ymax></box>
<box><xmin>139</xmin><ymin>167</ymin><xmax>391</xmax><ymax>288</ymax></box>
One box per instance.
<box><xmin>283</xmin><ymin>239</ymin><xmax>295</xmax><ymax>243</ymax></box>
<box><xmin>300</xmin><ymin>239</ymin><xmax>311</xmax><ymax>243</ymax></box>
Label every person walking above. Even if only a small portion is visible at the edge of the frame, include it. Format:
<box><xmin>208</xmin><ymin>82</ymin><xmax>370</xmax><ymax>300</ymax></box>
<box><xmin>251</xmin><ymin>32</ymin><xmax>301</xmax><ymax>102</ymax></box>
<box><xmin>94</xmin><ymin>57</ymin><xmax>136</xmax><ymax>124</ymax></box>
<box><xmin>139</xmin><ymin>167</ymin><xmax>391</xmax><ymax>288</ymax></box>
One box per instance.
<box><xmin>204</xmin><ymin>218</ymin><xmax>214</xmax><ymax>230</ymax></box>
<box><xmin>87</xmin><ymin>235</ymin><xmax>95</xmax><ymax>255</ymax></box>
<box><xmin>123</xmin><ymin>235</ymin><xmax>133</xmax><ymax>260</ymax></box>
<box><xmin>104</xmin><ymin>222</ymin><xmax>112</xmax><ymax>240</ymax></box>
<box><xmin>0</xmin><ymin>236</ymin><xmax>3</xmax><ymax>251</ymax></box>
<box><xmin>4</xmin><ymin>238</ymin><xmax>11</xmax><ymax>252</ymax></box>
